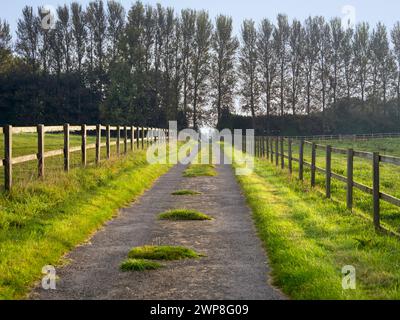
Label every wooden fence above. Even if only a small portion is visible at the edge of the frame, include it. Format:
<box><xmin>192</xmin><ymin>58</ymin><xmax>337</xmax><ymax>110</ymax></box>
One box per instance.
<box><xmin>253</xmin><ymin>136</ymin><xmax>400</xmax><ymax>230</ymax></box>
<box><xmin>1</xmin><ymin>124</ymin><xmax>169</xmax><ymax>191</ymax></box>
<box><xmin>283</xmin><ymin>132</ymin><xmax>400</xmax><ymax>141</ymax></box>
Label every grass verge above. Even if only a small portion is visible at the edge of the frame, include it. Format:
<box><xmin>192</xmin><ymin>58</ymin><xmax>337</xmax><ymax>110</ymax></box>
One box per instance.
<box><xmin>228</xmin><ymin>145</ymin><xmax>400</xmax><ymax>300</ymax></box>
<box><xmin>120</xmin><ymin>259</ymin><xmax>163</xmax><ymax>272</ymax></box>
<box><xmin>158</xmin><ymin>209</ymin><xmax>212</xmax><ymax>221</ymax></box>
<box><xmin>128</xmin><ymin>246</ymin><xmax>203</xmax><ymax>261</ymax></box>
<box><xmin>0</xmin><ymin>148</ymin><xmax>172</xmax><ymax>300</ymax></box>
<box><xmin>183</xmin><ymin>164</ymin><xmax>217</xmax><ymax>177</ymax></box>
<box><xmin>172</xmin><ymin>190</ymin><xmax>201</xmax><ymax>196</ymax></box>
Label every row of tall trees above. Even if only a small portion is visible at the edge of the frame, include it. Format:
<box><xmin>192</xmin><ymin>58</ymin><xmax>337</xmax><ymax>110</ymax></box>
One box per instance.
<box><xmin>0</xmin><ymin>1</ymin><xmax>238</xmax><ymax>129</ymax></box>
<box><xmin>239</xmin><ymin>15</ymin><xmax>400</xmax><ymax>131</ymax></box>
<box><xmin>1</xmin><ymin>1</ymin><xmax>400</xmax><ymax>131</ymax></box>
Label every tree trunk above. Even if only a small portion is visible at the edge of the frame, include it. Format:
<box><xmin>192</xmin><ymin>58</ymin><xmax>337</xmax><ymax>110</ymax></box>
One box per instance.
<box><xmin>333</xmin><ymin>60</ymin><xmax>337</xmax><ymax>104</ymax></box>
<box><xmin>398</xmin><ymin>76</ymin><xmax>400</xmax><ymax>119</ymax></box>
<box><xmin>183</xmin><ymin>73</ymin><xmax>188</xmax><ymax>124</ymax></box>
<box><xmin>280</xmin><ymin>60</ymin><xmax>284</xmax><ymax>116</ymax></box>
<box><xmin>306</xmin><ymin>77</ymin><xmax>311</xmax><ymax>115</ymax></box>
<box><xmin>292</xmin><ymin>75</ymin><xmax>296</xmax><ymax>115</ymax></box>
<box><xmin>193</xmin><ymin>82</ymin><xmax>198</xmax><ymax>130</ymax></box>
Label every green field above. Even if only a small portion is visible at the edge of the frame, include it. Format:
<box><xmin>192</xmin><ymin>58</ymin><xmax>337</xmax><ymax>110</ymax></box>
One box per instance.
<box><xmin>274</xmin><ymin>138</ymin><xmax>400</xmax><ymax>233</ymax></box>
<box><xmin>229</xmin><ymin>142</ymin><xmax>400</xmax><ymax>299</ymax></box>
<box><xmin>0</xmin><ymin>133</ymin><xmax>126</xmax><ymax>190</ymax></box>
<box><xmin>313</xmin><ymin>138</ymin><xmax>400</xmax><ymax>157</ymax></box>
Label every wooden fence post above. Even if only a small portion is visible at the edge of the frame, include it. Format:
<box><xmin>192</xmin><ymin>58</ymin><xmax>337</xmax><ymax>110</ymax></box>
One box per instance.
<box><xmin>275</xmin><ymin>137</ymin><xmax>279</xmax><ymax>166</ymax></box>
<box><xmin>264</xmin><ymin>137</ymin><xmax>267</xmax><ymax>158</ymax></box>
<box><xmin>116</xmin><ymin>125</ymin><xmax>121</xmax><ymax>155</ymax></box>
<box><xmin>270</xmin><ymin>137</ymin><xmax>273</xmax><ymax>163</ymax></box>
<box><xmin>280</xmin><ymin>137</ymin><xmax>284</xmax><ymax>169</ymax></box>
<box><xmin>311</xmin><ymin>142</ymin><xmax>316</xmax><ymax>187</ymax></box>
<box><xmin>373</xmin><ymin>152</ymin><xmax>381</xmax><ymax>230</ymax></box>
<box><xmin>262</xmin><ymin>136</ymin><xmax>265</xmax><ymax>157</ymax></box>
<box><xmin>4</xmin><ymin>125</ymin><xmax>12</xmax><ymax>191</ymax></box>
<box><xmin>38</xmin><ymin>124</ymin><xmax>44</xmax><ymax>178</ymax></box>
<box><xmin>82</xmin><ymin>124</ymin><xmax>87</xmax><ymax>166</ymax></box>
<box><xmin>326</xmin><ymin>145</ymin><xmax>332</xmax><ymax>198</ymax></box>
<box><xmin>124</xmin><ymin>126</ymin><xmax>128</xmax><ymax>154</ymax></box>
<box><xmin>141</xmin><ymin>127</ymin><xmax>145</xmax><ymax>149</ymax></box>
<box><xmin>131</xmin><ymin>126</ymin><xmax>134</xmax><ymax>151</ymax></box>
<box><xmin>288</xmin><ymin>138</ymin><xmax>292</xmax><ymax>174</ymax></box>
<box><xmin>299</xmin><ymin>139</ymin><xmax>304</xmax><ymax>181</ymax></box>
<box><xmin>106</xmin><ymin>125</ymin><xmax>111</xmax><ymax>159</ymax></box>
<box><xmin>257</xmin><ymin>137</ymin><xmax>260</xmax><ymax>157</ymax></box>
<box><xmin>96</xmin><ymin>124</ymin><xmax>101</xmax><ymax>164</ymax></box>
<box><xmin>64</xmin><ymin>123</ymin><xmax>70</xmax><ymax>172</ymax></box>
<box><xmin>137</xmin><ymin>127</ymin><xmax>140</xmax><ymax>149</ymax></box>
<box><xmin>347</xmin><ymin>148</ymin><xmax>354</xmax><ymax>210</ymax></box>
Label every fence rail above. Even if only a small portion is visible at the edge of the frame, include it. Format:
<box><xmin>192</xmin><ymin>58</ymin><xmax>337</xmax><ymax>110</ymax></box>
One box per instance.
<box><xmin>1</xmin><ymin>124</ymin><xmax>169</xmax><ymax>191</ymax></box>
<box><xmin>282</xmin><ymin>132</ymin><xmax>400</xmax><ymax>141</ymax></box>
<box><xmin>253</xmin><ymin>136</ymin><xmax>400</xmax><ymax>231</ymax></box>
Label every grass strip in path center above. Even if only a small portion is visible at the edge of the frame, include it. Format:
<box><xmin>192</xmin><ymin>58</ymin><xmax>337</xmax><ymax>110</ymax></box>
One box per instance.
<box><xmin>120</xmin><ymin>259</ymin><xmax>163</xmax><ymax>272</ymax></box>
<box><xmin>183</xmin><ymin>164</ymin><xmax>217</xmax><ymax>177</ymax></box>
<box><xmin>158</xmin><ymin>209</ymin><xmax>212</xmax><ymax>221</ymax></box>
<box><xmin>128</xmin><ymin>246</ymin><xmax>203</xmax><ymax>261</ymax></box>
<box><xmin>171</xmin><ymin>190</ymin><xmax>201</xmax><ymax>196</ymax></box>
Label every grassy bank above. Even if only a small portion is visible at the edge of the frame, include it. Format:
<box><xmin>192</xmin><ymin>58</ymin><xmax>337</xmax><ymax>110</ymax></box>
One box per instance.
<box><xmin>229</xmin><ymin>145</ymin><xmax>400</xmax><ymax>300</ymax></box>
<box><xmin>0</xmin><ymin>148</ymin><xmax>172</xmax><ymax>299</ymax></box>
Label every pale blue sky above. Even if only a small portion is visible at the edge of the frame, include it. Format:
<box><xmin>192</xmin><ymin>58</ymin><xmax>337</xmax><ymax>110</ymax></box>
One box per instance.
<box><xmin>2</xmin><ymin>0</ymin><xmax>400</xmax><ymax>37</ymax></box>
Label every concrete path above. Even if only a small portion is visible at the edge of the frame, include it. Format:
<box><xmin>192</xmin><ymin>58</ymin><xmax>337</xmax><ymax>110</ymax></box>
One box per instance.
<box><xmin>32</xmin><ymin>163</ymin><xmax>284</xmax><ymax>300</ymax></box>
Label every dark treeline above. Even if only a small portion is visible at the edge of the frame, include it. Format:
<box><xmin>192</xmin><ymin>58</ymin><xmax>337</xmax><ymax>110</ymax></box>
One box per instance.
<box><xmin>219</xmin><ymin>99</ymin><xmax>400</xmax><ymax>136</ymax></box>
<box><xmin>1</xmin><ymin>1</ymin><xmax>400</xmax><ymax>133</ymax></box>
